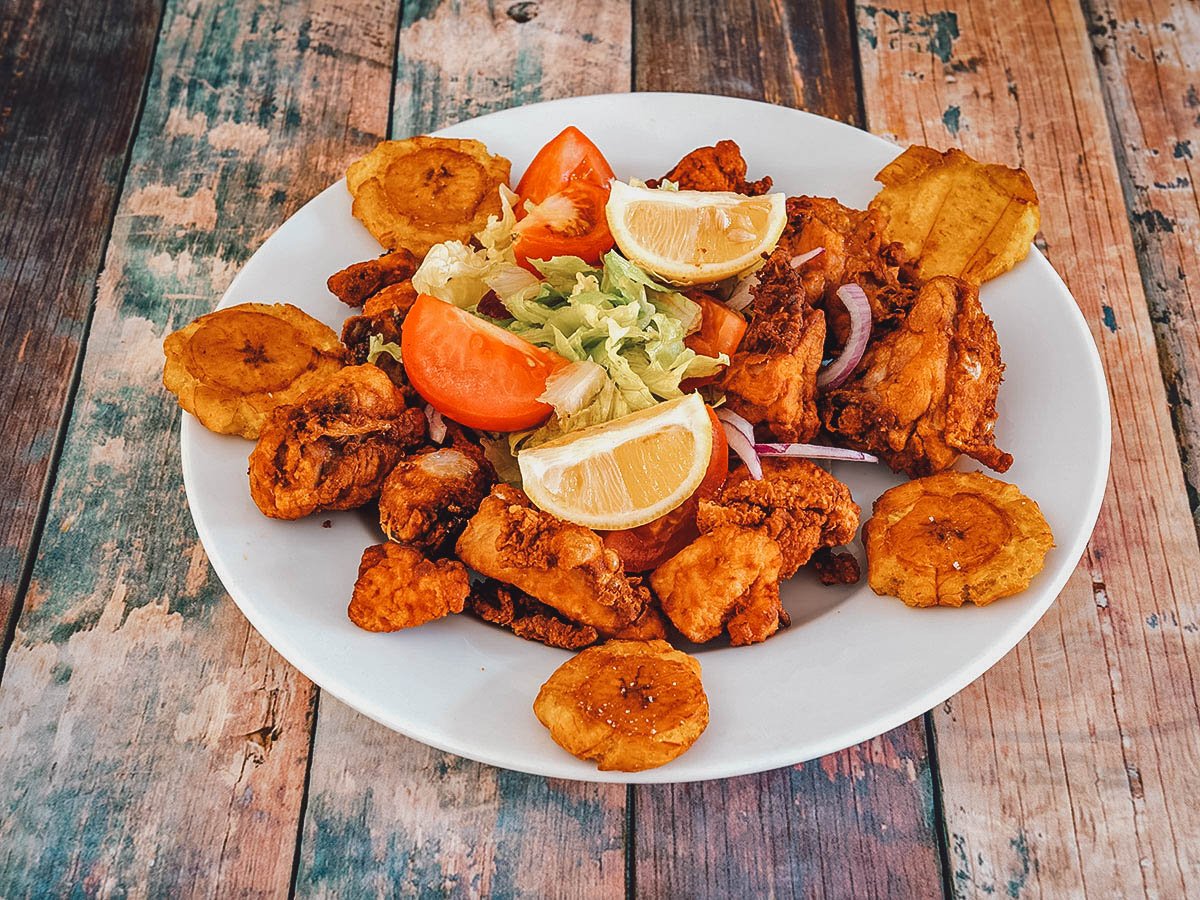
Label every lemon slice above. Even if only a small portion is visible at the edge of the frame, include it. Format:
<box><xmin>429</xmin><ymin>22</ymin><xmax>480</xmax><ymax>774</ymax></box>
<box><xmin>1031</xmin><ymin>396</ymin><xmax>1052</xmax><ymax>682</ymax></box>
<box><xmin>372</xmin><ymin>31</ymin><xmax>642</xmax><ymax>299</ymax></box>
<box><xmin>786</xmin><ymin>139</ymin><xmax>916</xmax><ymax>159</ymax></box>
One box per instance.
<box><xmin>518</xmin><ymin>393</ymin><xmax>713</xmax><ymax>529</ymax></box>
<box><xmin>606</xmin><ymin>181</ymin><xmax>787</xmax><ymax>285</ymax></box>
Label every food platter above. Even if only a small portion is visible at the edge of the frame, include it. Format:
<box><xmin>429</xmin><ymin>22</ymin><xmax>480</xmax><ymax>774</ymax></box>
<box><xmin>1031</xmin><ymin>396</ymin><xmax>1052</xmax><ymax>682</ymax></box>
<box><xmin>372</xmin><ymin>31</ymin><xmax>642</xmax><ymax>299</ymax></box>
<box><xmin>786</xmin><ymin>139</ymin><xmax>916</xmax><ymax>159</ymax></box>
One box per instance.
<box><xmin>180</xmin><ymin>92</ymin><xmax>1110</xmax><ymax>782</ymax></box>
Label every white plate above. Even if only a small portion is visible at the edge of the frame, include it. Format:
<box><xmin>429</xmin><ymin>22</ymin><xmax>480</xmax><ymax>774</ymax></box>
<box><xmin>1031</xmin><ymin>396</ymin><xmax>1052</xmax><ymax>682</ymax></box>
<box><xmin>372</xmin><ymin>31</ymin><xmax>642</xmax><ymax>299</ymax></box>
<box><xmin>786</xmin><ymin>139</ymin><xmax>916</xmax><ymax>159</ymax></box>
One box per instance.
<box><xmin>182</xmin><ymin>93</ymin><xmax>1110</xmax><ymax>783</ymax></box>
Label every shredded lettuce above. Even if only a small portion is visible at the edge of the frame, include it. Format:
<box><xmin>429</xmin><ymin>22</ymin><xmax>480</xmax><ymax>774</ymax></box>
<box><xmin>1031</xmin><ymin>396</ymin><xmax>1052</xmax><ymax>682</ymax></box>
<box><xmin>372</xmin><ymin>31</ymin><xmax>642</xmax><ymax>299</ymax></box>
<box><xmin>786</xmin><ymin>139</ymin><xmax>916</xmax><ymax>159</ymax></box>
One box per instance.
<box><xmin>366</xmin><ymin>334</ymin><xmax>402</xmax><ymax>364</ymax></box>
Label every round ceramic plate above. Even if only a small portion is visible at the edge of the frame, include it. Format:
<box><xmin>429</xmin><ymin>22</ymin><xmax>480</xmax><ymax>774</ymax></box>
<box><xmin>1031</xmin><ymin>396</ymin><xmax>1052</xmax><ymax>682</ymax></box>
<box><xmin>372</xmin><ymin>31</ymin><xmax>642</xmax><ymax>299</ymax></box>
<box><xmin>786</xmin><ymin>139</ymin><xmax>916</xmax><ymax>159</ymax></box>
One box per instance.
<box><xmin>181</xmin><ymin>93</ymin><xmax>1110</xmax><ymax>783</ymax></box>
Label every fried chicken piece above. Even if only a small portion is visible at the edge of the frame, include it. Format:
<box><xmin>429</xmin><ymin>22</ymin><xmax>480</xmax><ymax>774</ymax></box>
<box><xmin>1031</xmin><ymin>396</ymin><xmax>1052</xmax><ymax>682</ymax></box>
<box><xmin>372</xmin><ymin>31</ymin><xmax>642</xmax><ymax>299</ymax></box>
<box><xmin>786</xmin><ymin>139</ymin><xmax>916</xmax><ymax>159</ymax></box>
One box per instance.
<box><xmin>534</xmin><ymin>639</ymin><xmax>710</xmax><ymax>772</ymax></box>
<box><xmin>697</xmin><ymin>458</ymin><xmax>860</xmax><ymax>578</ymax></box>
<box><xmin>249</xmin><ymin>364</ymin><xmax>427</xmax><ymax>519</ymax></box>
<box><xmin>722</xmin><ymin>253</ymin><xmax>826</xmax><ymax>442</ymax></box>
<box><xmin>648</xmin><ymin>140</ymin><xmax>773</xmax><ymax>195</ymax></box>
<box><xmin>650</xmin><ymin>526</ymin><xmax>787</xmax><ymax>646</ymax></box>
<box><xmin>455</xmin><ymin>484</ymin><xmax>651</xmax><ymax>637</ymax></box>
<box><xmin>779</xmin><ymin>196</ymin><xmax>919</xmax><ymax>350</ymax></box>
<box><xmin>811</xmin><ymin>547</ymin><xmax>862</xmax><ymax>585</ymax></box>
<box><xmin>468</xmin><ymin>580</ymin><xmax>599</xmax><ymax>650</ymax></box>
<box><xmin>362</xmin><ymin>279</ymin><xmax>419</xmax><ymax>317</ymax></box>
<box><xmin>327</xmin><ymin>249</ymin><xmax>419</xmax><ymax>307</ymax></box>
<box><xmin>348</xmin><ymin>543</ymin><xmax>470</xmax><ymax>632</ymax></box>
<box><xmin>820</xmin><ymin>276</ymin><xmax>1012</xmax><ymax>477</ymax></box>
<box><xmin>378</xmin><ymin>448</ymin><xmax>494</xmax><ymax>552</ymax></box>
<box><xmin>339</xmin><ymin>307</ymin><xmax>416</xmax><ymax>400</ymax></box>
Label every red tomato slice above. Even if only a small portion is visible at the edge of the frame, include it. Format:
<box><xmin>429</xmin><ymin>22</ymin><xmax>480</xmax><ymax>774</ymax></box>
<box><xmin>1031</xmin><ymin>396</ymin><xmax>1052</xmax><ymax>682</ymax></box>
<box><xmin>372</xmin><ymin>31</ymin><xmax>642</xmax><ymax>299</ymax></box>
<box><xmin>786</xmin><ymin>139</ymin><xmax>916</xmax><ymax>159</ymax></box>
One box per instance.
<box><xmin>681</xmin><ymin>293</ymin><xmax>748</xmax><ymax>391</ymax></box>
<box><xmin>513</xmin><ymin>180</ymin><xmax>615</xmax><ymax>268</ymax></box>
<box><xmin>516</xmin><ymin>126</ymin><xmax>616</xmax><ymax>202</ymax></box>
<box><xmin>601</xmin><ymin>407</ymin><xmax>729</xmax><ymax>572</ymax></box>
<box><xmin>401</xmin><ymin>294</ymin><xmax>569</xmax><ymax>431</ymax></box>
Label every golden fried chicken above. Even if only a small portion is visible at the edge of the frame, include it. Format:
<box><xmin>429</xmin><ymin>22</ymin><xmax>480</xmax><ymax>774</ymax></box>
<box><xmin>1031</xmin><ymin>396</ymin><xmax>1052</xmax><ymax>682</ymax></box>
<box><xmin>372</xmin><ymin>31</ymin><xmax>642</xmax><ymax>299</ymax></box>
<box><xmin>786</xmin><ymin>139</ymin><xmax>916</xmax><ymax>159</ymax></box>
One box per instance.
<box><xmin>648</xmin><ymin>140</ymin><xmax>773</xmax><ymax>195</ymax></box>
<box><xmin>697</xmin><ymin>457</ymin><xmax>860</xmax><ymax>578</ymax></box>
<box><xmin>339</xmin><ymin>307</ymin><xmax>416</xmax><ymax>400</ymax></box>
<box><xmin>722</xmin><ymin>253</ymin><xmax>826</xmax><ymax>442</ymax></box>
<box><xmin>363</xmin><ymin>279</ymin><xmax>419</xmax><ymax>317</ymax></box>
<box><xmin>534</xmin><ymin>639</ymin><xmax>710</xmax><ymax>772</ymax></box>
<box><xmin>811</xmin><ymin>547</ymin><xmax>862</xmax><ymax>585</ymax></box>
<box><xmin>348</xmin><ymin>543</ymin><xmax>470</xmax><ymax>632</ymax></box>
<box><xmin>327</xmin><ymin>249</ymin><xmax>419</xmax><ymax>307</ymax></box>
<box><xmin>249</xmin><ymin>364</ymin><xmax>427</xmax><ymax>519</ymax></box>
<box><xmin>378</xmin><ymin>448</ymin><xmax>494</xmax><ymax>552</ymax></box>
<box><xmin>820</xmin><ymin>276</ymin><xmax>1012</xmax><ymax>477</ymax></box>
<box><xmin>468</xmin><ymin>580</ymin><xmax>599</xmax><ymax>650</ymax></box>
<box><xmin>455</xmin><ymin>484</ymin><xmax>657</xmax><ymax>637</ymax></box>
<box><xmin>780</xmin><ymin>196</ymin><xmax>918</xmax><ymax>350</ymax></box>
<box><xmin>650</xmin><ymin>526</ymin><xmax>787</xmax><ymax>646</ymax></box>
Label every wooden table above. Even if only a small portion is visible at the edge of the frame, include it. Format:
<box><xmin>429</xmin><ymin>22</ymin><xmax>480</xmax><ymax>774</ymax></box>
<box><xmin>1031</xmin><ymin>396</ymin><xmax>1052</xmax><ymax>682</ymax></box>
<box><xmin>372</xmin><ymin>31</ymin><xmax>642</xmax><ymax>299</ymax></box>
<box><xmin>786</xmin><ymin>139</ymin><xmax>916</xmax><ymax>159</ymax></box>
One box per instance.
<box><xmin>1</xmin><ymin>1</ymin><xmax>1197</xmax><ymax>896</ymax></box>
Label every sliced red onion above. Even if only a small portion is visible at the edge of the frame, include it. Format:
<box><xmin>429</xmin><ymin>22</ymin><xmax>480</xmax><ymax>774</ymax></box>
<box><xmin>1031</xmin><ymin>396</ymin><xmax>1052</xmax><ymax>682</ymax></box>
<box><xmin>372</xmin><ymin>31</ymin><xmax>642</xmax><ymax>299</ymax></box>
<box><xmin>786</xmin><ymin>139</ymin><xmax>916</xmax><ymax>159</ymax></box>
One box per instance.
<box><xmin>789</xmin><ymin>247</ymin><xmax>824</xmax><ymax>268</ymax></box>
<box><xmin>726</xmin><ymin>274</ymin><xmax>759</xmax><ymax>312</ymax></box>
<box><xmin>754</xmin><ymin>443</ymin><xmax>879</xmax><ymax>463</ymax></box>
<box><xmin>716</xmin><ymin>408</ymin><xmax>755</xmax><ymax>445</ymax></box>
<box><xmin>722</xmin><ymin>422</ymin><xmax>763</xmax><ymax>480</ymax></box>
<box><xmin>818</xmin><ymin>283</ymin><xmax>872</xmax><ymax>390</ymax></box>
<box><xmin>423</xmin><ymin>404</ymin><xmax>448</xmax><ymax>443</ymax></box>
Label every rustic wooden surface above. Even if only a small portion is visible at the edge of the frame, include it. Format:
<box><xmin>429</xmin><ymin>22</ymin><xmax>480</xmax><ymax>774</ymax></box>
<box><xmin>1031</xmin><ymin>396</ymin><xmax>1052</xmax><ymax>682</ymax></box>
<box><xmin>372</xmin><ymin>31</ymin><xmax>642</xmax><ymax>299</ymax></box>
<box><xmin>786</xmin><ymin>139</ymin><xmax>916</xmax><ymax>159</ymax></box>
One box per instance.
<box><xmin>1</xmin><ymin>0</ymin><xmax>1198</xmax><ymax>897</ymax></box>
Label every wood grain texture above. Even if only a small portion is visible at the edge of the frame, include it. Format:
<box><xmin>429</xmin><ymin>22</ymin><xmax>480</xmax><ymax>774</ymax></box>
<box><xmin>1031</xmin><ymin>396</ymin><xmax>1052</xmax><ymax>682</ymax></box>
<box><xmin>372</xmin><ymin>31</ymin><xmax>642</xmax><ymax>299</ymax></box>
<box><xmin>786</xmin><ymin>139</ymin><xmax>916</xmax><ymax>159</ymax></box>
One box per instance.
<box><xmin>856</xmin><ymin>1</ymin><xmax>1200</xmax><ymax>895</ymax></box>
<box><xmin>294</xmin><ymin>2</ymin><xmax>632</xmax><ymax>895</ymax></box>
<box><xmin>0</xmin><ymin>0</ymin><xmax>398</xmax><ymax>894</ymax></box>
<box><xmin>1084</xmin><ymin>0</ymin><xmax>1200</xmax><ymax>531</ymax></box>
<box><xmin>0</xmin><ymin>0</ymin><xmax>160</xmax><ymax>663</ymax></box>
<box><xmin>630</xmin><ymin>3</ymin><xmax>944</xmax><ymax>898</ymax></box>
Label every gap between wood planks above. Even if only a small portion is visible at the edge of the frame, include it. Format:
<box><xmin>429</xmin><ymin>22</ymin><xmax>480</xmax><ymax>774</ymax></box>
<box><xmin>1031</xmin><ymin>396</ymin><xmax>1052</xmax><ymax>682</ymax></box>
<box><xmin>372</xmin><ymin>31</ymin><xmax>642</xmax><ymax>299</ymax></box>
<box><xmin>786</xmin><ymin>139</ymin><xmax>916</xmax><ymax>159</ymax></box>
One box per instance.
<box><xmin>0</xmin><ymin>0</ymin><xmax>168</xmax><ymax>686</ymax></box>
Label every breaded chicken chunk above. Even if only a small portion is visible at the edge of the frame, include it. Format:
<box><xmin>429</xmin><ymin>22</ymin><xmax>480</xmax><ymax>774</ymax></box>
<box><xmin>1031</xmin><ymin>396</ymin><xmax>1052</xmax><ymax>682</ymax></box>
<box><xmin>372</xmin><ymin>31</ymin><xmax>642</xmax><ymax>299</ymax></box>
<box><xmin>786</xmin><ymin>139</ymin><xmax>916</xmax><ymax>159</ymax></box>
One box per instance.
<box><xmin>649</xmin><ymin>140</ymin><xmax>773</xmax><ymax>195</ymax></box>
<box><xmin>248</xmin><ymin>364</ymin><xmax>427</xmax><ymax>519</ymax></box>
<box><xmin>456</xmin><ymin>485</ymin><xmax>661</xmax><ymax>638</ymax></box>
<box><xmin>327</xmin><ymin>249</ymin><xmax>419</xmax><ymax>307</ymax></box>
<box><xmin>379</xmin><ymin>448</ymin><xmax>494</xmax><ymax>552</ymax></box>
<box><xmin>820</xmin><ymin>277</ymin><xmax>1012</xmax><ymax>477</ymax></box>
<box><xmin>348</xmin><ymin>543</ymin><xmax>470</xmax><ymax>632</ymax></box>
<box><xmin>697</xmin><ymin>458</ymin><xmax>860</xmax><ymax>578</ymax></box>
<box><xmin>722</xmin><ymin>253</ymin><xmax>826</xmax><ymax>442</ymax></box>
<box><xmin>468</xmin><ymin>580</ymin><xmax>600</xmax><ymax>650</ymax></box>
<box><xmin>650</xmin><ymin>526</ymin><xmax>787</xmax><ymax>646</ymax></box>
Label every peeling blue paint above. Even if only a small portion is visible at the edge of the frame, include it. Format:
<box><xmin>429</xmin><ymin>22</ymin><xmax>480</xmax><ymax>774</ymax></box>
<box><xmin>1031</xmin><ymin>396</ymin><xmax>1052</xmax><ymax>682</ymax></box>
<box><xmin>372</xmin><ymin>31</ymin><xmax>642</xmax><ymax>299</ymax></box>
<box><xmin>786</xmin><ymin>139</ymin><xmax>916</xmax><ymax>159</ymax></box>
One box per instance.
<box><xmin>1101</xmin><ymin>305</ymin><xmax>1118</xmax><ymax>332</ymax></box>
<box><xmin>942</xmin><ymin>105</ymin><xmax>961</xmax><ymax>135</ymax></box>
<box><xmin>1173</xmin><ymin>139</ymin><xmax>1193</xmax><ymax>158</ymax></box>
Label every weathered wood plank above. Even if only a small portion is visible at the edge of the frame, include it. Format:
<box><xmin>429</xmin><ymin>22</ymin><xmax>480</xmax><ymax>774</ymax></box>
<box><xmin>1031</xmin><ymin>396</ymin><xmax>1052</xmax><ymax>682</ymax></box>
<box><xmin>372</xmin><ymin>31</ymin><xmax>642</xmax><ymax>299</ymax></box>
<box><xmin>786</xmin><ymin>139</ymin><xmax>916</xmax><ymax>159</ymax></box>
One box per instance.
<box><xmin>631</xmin><ymin>3</ymin><xmax>944</xmax><ymax>897</ymax></box>
<box><xmin>0</xmin><ymin>0</ymin><xmax>160</xmax><ymax>663</ymax></box>
<box><xmin>0</xmin><ymin>0</ymin><xmax>399</xmax><ymax>894</ymax></box>
<box><xmin>1084</xmin><ymin>1</ymin><xmax>1200</xmax><ymax>531</ymax></box>
<box><xmin>294</xmin><ymin>3</ymin><xmax>631</xmax><ymax>896</ymax></box>
<box><xmin>855</xmin><ymin>1</ymin><xmax>1200</xmax><ymax>895</ymax></box>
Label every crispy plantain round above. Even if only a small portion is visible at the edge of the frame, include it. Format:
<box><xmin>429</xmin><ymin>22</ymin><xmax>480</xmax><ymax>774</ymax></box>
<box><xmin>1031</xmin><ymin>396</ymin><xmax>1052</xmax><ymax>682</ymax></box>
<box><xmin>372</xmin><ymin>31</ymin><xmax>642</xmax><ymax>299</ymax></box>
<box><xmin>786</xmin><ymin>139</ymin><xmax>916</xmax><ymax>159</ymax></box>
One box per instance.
<box><xmin>864</xmin><ymin>471</ymin><xmax>1054</xmax><ymax>608</ymax></box>
<box><xmin>346</xmin><ymin>136</ymin><xmax>511</xmax><ymax>255</ymax></box>
<box><xmin>533</xmin><ymin>639</ymin><xmax>709</xmax><ymax>772</ymax></box>
<box><xmin>162</xmin><ymin>302</ymin><xmax>344</xmax><ymax>439</ymax></box>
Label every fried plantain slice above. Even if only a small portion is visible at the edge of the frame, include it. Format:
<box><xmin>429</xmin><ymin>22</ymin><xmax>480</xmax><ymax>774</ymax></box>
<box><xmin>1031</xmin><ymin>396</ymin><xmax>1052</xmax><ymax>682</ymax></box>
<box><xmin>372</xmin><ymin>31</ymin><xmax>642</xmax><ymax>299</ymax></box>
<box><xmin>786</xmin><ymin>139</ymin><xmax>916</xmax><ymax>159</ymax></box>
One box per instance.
<box><xmin>864</xmin><ymin>471</ymin><xmax>1053</xmax><ymax>608</ymax></box>
<box><xmin>533</xmin><ymin>639</ymin><xmax>709</xmax><ymax>772</ymax></box>
<box><xmin>348</xmin><ymin>543</ymin><xmax>471</xmax><ymax>632</ymax></box>
<box><xmin>162</xmin><ymin>302</ymin><xmax>345</xmax><ymax>439</ymax></box>
<box><xmin>346</xmin><ymin>136</ymin><xmax>511</xmax><ymax>256</ymax></box>
<box><xmin>869</xmin><ymin>146</ymin><xmax>1039</xmax><ymax>284</ymax></box>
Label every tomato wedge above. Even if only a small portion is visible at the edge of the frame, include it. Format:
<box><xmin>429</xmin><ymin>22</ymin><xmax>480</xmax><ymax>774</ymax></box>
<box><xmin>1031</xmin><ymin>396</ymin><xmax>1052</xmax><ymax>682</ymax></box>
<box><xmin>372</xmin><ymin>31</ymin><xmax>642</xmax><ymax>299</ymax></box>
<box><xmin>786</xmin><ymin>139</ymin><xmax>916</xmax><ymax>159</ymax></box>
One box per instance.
<box><xmin>514</xmin><ymin>180</ymin><xmax>614</xmax><ymax>268</ymax></box>
<box><xmin>680</xmin><ymin>293</ymin><xmax>747</xmax><ymax>392</ymax></box>
<box><xmin>516</xmin><ymin>126</ymin><xmax>616</xmax><ymax>202</ymax></box>
<box><xmin>601</xmin><ymin>406</ymin><xmax>729</xmax><ymax>572</ymax></box>
<box><xmin>401</xmin><ymin>294</ymin><xmax>569</xmax><ymax>431</ymax></box>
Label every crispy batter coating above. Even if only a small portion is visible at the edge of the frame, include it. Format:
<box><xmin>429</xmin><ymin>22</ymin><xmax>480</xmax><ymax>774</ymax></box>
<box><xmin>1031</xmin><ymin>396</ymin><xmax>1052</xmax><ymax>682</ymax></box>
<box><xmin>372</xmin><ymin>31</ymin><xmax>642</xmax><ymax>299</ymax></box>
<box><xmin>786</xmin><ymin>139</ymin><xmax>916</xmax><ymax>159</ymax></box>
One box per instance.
<box><xmin>865</xmin><ymin>471</ymin><xmax>1053</xmax><ymax>607</ymax></box>
<box><xmin>820</xmin><ymin>277</ymin><xmax>1012</xmax><ymax>477</ymax></box>
<box><xmin>162</xmin><ymin>302</ymin><xmax>344</xmax><ymax>439</ymax></box>
<box><xmin>339</xmin><ymin>307</ymin><xmax>417</xmax><ymax>401</ymax></box>
<box><xmin>811</xmin><ymin>547</ymin><xmax>862</xmax><ymax>585</ymax></box>
<box><xmin>327</xmin><ymin>249</ymin><xmax>419</xmax><ymax>307</ymax></box>
<box><xmin>455</xmin><ymin>485</ymin><xmax>651</xmax><ymax>636</ymax></box>
<box><xmin>363</xmin><ymin>280</ymin><xmax>419</xmax><ymax>317</ymax></box>
<box><xmin>379</xmin><ymin>448</ymin><xmax>494</xmax><ymax>552</ymax></box>
<box><xmin>346</xmin><ymin>137</ymin><xmax>510</xmax><ymax>256</ymax></box>
<box><xmin>533</xmin><ymin>639</ymin><xmax>709</xmax><ymax>772</ymax></box>
<box><xmin>649</xmin><ymin>140</ymin><xmax>773</xmax><ymax>195</ymax></box>
<box><xmin>348</xmin><ymin>543</ymin><xmax>470</xmax><ymax>632</ymax></box>
<box><xmin>650</xmin><ymin>526</ymin><xmax>787</xmax><ymax>646</ymax></box>
<box><xmin>248</xmin><ymin>364</ymin><xmax>427</xmax><ymax>519</ymax></box>
<box><xmin>779</xmin><ymin>196</ymin><xmax>918</xmax><ymax>350</ymax></box>
<box><xmin>697</xmin><ymin>458</ymin><xmax>860</xmax><ymax>578</ymax></box>
<box><xmin>468</xmin><ymin>580</ymin><xmax>600</xmax><ymax>650</ymax></box>
<box><xmin>870</xmin><ymin>146</ymin><xmax>1039</xmax><ymax>284</ymax></box>
<box><xmin>722</xmin><ymin>253</ymin><xmax>826</xmax><ymax>442</ymax></box>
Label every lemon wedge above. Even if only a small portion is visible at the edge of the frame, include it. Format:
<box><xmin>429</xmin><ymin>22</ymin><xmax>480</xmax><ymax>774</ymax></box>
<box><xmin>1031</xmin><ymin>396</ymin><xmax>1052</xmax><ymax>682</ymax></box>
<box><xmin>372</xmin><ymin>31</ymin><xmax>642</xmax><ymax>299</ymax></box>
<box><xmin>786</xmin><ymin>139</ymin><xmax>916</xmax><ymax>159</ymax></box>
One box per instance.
<box><xmin>605</xmin><ymin>181</ymin><xmax>787</xmax><ymax>285</ymax></box>
<box><xmin>518</xmin><ymin>394</ymin><xmax>713</xmax><ymax>529</ymax></box>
